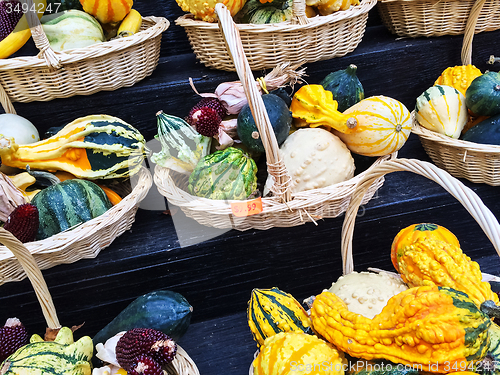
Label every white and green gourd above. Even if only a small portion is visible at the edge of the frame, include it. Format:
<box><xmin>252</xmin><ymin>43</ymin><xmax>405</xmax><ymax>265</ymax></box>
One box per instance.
<box><xmin>41</xmin><ymin>10</ymin><xmax>104</xmax><ymax>52</ymax></box>
<box><xmin>415</xmin><ymin>84</ymin><xmax>468</xmax><ymax>139</ymax></box>
<box><xmin>0</xmin><ymin>327</ymin><xmax>93</xmax><ymax>375</ymax></box>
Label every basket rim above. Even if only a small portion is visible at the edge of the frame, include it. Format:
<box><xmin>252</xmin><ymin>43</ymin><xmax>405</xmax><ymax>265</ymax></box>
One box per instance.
<box><xmin>0</xmin><ymin>16</ymin><xmax>169</xmax><ymax>71</ymax></box>
<box><xmin>412</xmin><ymin>120</ymin><xmax>500</xmax><ymax>154</ymax></box>
<box><xmin>0</xmin><ymin>166</ymin><xmax>152</xmax><ymax>261</ymax></box>
<box><xmin>175</xmin><ymin>0</ymin><xmax>376</xmax><ymax>32</ymax></box>
<box><xmin>154</xmin><ymin>152</ymin><xmax>397</xmax><ymax>215</ymax></box>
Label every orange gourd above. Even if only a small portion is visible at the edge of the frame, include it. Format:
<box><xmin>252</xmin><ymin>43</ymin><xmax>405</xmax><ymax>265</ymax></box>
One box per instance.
<box><xmin>391</xmin><ymin>223</ymin><xmax>460</xmax><ymax>271</ymax></box>
<box><xmin>79</xmin><ymin>0</ymin><xmax>133</xmax><ymax>24</ymax></box>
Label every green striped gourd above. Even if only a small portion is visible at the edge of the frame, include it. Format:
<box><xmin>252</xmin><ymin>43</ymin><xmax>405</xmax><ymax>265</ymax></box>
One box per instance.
<box><xmin>475</xmin><ymin>322</ymin><xmax>500</xmax><ymax>375</ymax></box>
<box><xmin>31</xmin><ymin>179</ymin><xmax>113</xmax><ymax>240</ymax></box>
<box><xmin>234</xmin><ymin>0</ymin><xmax>293</xmax><ymax>24</ymax></box>
<box><xmin>187</xmin><ymin>147</ymin><xmax>257</xmax><ymax>200</ymax></box>
<box><xmin>415</xmin><ymin>85</ymin><xmax>468</xmax><ymax>139</ymax></box>
<box><xmin>247</xmin><ymin>287</ymin><xmax>313</xmax><ymax>347</ymax></box>
<box><xmin>0</xmin><ymin>115</ymin><xmax>146</xmax><ymax>179</ymax></box>
<box><xmin>0</xmin><ymin>327</ymin><xmax>93</xmax><ymax>375</ymax></box>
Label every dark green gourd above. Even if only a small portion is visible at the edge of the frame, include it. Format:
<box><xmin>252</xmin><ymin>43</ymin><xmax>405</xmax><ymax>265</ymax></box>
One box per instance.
<box><xmin>466</xmin><ymin>71</ymin><xmax>500</xmax><ymax>117</ymax></box>
<box><xmin>234</xmin><ymin>0</ymin><xmax>293</xmax><ymax>24</ymax></box>
<box><xmin>320</xmin><ymin>64</ymin><xmax>365</xmax><ymax>112</ymax></box>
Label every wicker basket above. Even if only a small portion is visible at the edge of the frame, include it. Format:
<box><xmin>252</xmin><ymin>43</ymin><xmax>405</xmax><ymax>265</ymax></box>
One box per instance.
<box><xmin>407</xmin><ymin>0</ymin><xmax>500</xmax><ymax>186</ymax></box>
<box><xmin>340</xmin><ymin>158</ymin><xmax>500</xmax><ymax>275</ymax></box>
<box><xmin>0</xmin><ymin>227</ymin><xmax>200</xmax><ymax>375</ymax></box>
<box><xmin>175</xmin><ymin>0</ymin><xmax>376</xmax><ymax>71</ymax></box>
<box><xmin>377</xmin><ymin>0</ymin><xmax>499</xmax><ymax>38</ymax></box>
<box><xmin>0</xmin><ymin>0</ymin><xmax>169</xmax><ymax>114</ymax></box>
<box><xmin>0</xmin><ymin>165</ymin><xmax>153</xmax><ymax>285</ymax></box>
<box><xmin>154</xmin><ymin>3</ymin><xmax>396</xmax><ymax>231</ymax></box>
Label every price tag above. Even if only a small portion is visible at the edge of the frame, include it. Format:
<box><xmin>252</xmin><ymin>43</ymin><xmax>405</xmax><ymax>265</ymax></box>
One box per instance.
<box><xmin>231</xmin><ymin>198</ymin><xmax>263</xmax><ymax>217</ymax></box>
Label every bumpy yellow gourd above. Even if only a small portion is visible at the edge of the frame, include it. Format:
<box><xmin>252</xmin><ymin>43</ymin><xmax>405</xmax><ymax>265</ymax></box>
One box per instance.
<box><xmin>253</xmin><ymin>332</ymin><xmax>347</xmax><ymax>375</ymax></box>
<box><xmin>396</xmin><ymin>237</ymin><xmax>499</xmax><ymax>307</ymax></box>
<box><xmin>434</xmin><ymin>65</ymin><xmax>483</xmax><ymax>96</ymax></box>
<box><xmin>291</xmin><ymin>84</ymin><xmax>358</xmax><ymax>133</ymax></box>
<box><xmin>311</xmin><ymin>286</ymin><xmax>492</xmax><ymax>373</ymax></box>
<box><xmin>175</xmin><ymin>0</ymin><xmax>246</xmax><ymax>22</ymax></box>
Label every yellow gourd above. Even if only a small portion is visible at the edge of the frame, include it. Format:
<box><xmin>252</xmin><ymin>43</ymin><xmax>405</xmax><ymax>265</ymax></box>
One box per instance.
<box><xmin>175</xmin><ymin>0</ymin><xmax>247</xmax><ymax>22</ymax></box>
<box><xmin>253</xmin><ymin>332</ymin><xmax>347</xmax><ymax>375</ymax></box>
<box><xmin>311</xmin><ymin>286</ymin><xmax>492</xmax><ymax>372</ymax></box>
<box><xmin>334</xmin><ymin>96</ymin><xmax>412</xmax><ymax>156</ymax></box>
<box><xmin>395</xmin><ymin>237</ymin><xmax>499</xmax><ymax>307</ymax></box>
<box><xmin>117</xmin><ymin>8</ymin><xmax>142</xmax><ymax>37</ymax></box>
<box><xmin>434</xmin><ymin>65</ymin><xmax>483</xmax><ymax>96</ymax></box>
<box><xmin>290</xmin><ymin>84</ymin><xmax>358</xmax><ymax>133</ymax></box>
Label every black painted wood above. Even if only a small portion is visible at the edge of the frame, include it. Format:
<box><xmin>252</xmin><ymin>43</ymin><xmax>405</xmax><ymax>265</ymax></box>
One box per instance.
<box><xmin>1</xmin><ymin>1</ymin><xmax>500</xmax><ymax>373</ymax></box>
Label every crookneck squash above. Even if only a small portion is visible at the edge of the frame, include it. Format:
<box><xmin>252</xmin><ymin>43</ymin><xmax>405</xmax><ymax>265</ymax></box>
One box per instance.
<box><xmin>247</xmin><ymin>287</ymin><xmax>313</xmax><ymax>348</ymax></box>
<box><xmin>31</xmin><ymin>178</ymin><xmax>112</xmax><ymax>240</ymax></box>
<box><xmin>0</xmin><ymin>115</ymin><xmax>146</xmax><ymax>180</ymax></box>
<box><xmin>253</xmin><ymin>332</ymin><xmax>347</xmax><ymax>375</ymax></box>
<box><xmin>311</xmin><ymin>286</ymin><xmax>493</xmax><ymax>372</ymax></box>
<box><xmin>320</xmin><ymin>64</ymin><xmax>365</xmax><ymax>112</ymax></box>
<box><xmin>291</xmin><ymin>84</ymin><xmax>358</xmax><ymax>133</ymax></box>
<box><xmin>334</xmin><ymin>95</ymin><xmax>412</xmax><ymax>156</ymax></box>
<box><xmin>0</xmin><ymin>0</ymin><xmax>47</xmax><ymax>59</ymax></box>
<box><xmin>395</xmin><ymin>237</ymin><xmax>499</xmax><ymax>307</ymax></box>
<box><xmin>390</xmin><ymin>223</ymin><xmax>460</xmax><ymax>272</ymax></box>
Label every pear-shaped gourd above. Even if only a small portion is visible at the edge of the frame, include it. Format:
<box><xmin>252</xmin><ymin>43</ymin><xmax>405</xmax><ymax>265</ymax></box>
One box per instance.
<box><xmin>415</xmin><ymin>85</ymin><xmax>468</xmax><ymax>138</ymax></box>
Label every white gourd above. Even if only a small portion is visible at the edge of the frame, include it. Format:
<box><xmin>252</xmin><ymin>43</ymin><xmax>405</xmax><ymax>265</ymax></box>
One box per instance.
<box><xmin>415</xmin><ymin>84</ymin><xmax>468</xmax><ymax>138</ymax></box>
<box><xmin>264</xmin><ymin>128</ymin><xmax>355</xmax><ymax>195</ymax></box>
<box><xmin>41</xmin><ymin>10</ymin><xmax>104</xmax><ymax>52</ymax></box>
<box><xmin>328</xmin><ymin>271</ymin><xmax>408</xmax><ymax>318</ymax></box>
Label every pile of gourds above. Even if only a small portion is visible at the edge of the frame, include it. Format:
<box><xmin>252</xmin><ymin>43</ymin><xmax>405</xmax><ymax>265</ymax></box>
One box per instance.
<box><xmin>153</xmin><ymin>65</ymin><xmax>413</xmax><ymax>201</ymax></box>
<box><xmin>0</xmin><ymin>113</ymin><xmax>146</xmax><ymax>242</ymax></box>
<box><xmin>415</xmin><ymin>64</ymin><xmax>500</xmax><ymax>146</ymax></box>
<box><xmin>247</xmin><ymin>223</ymin><xmax>500</xmax><ymax>375</ymax></box>
<box><xmin>0</xmin><ymin>0</ymin><xmax>143</xmax><ymax>58</ymax></box>
<box><xmin>175</xmin><ymin>0</ymin><xmax>363</xmax><ymax>24</ymax></box>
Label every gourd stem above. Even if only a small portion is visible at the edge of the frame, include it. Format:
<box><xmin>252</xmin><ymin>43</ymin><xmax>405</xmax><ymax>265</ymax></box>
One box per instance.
<box><xmin>480</xmin><ymin>300</ymin><xmax>500</xmax><ymax>319</ymax></box>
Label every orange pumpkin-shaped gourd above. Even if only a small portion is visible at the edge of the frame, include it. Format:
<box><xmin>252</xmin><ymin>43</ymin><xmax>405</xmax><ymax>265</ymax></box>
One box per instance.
<box><xmin>333</xmin><ymin>96</ymin><xmax>412</xmax><ymax>157</ymax></box>
<box><xmin>253</xmin><ymin>332</ymin><xmax>347</xmax><ymax>375</ymax></box>
<box><xmin>391</xmin><ymin>223</ymin><xmax>460</xmax><ymax>271</ymax></box>
<box><xmin>80</xmin><ymin>0</ymin><xmax>133</xmax><ymax>24</ymax></box>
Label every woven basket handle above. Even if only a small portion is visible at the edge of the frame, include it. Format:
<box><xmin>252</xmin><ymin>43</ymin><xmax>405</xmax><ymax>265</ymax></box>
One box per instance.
<box><xmin>341</xmin><ymin>158</ymin><xmax>500</xmax><ymax>275</ymax></box>
<box><xmin>291</xmin><ymin>0</ymin><xmax>310</xmax><ymax>25</ymax></box>
<box><xmin>215</xmin><ymin>3</ymin><xmax>292</xmax><ymax>203</ymax></box>
<box><xmin>22</xmin><ymin>0</ymin><xmax>63</xmax><ymax>69</ymax></box>
<box><xmin>461</xmin><ymin>0</ymin><xmax>487</xmax><ymax>65</ymax></box>
<box><xmin>0</xmin><ymin>228</ymin><xmax>61</xmax><ymax>329</ymax></box>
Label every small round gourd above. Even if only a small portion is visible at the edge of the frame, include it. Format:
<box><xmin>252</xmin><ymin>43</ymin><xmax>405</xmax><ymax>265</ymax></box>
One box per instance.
<box><xmin>253</xmin><ymin>332</ymin><xmax>347</xmax><ymax>375</ymax></box>
<box><xmin>391</xmin><ymin>223</ymin><xmax>460</xmax><ymax>271</ymax></box>
<box><xmin>79</xmin><ymin>0</ymin><xmax>133</xmax><ymax>24</ymax></box>
<box><xmin>264</xmin><ymin>127</ymin><xmax>355</xmax><ymax>195</ymax></box>
<box><xmin>465</xmin><ymin>71</ymin><xmax>500</xmax><ymax>117</ymax></box>
<box><xmin>334</xmin><ymin>96</ymin><xmax>412</xmax><ymax>156</ymax></box>
<box><xmin>320</xmin><ymin>64</ymin><xmax>365</xmax><ymax>112</ymax></box>
<box><xmin>415</xmin><ymin>85</ymin><xmax>468</xmax><ymax>138</ymax></box>
<box><xmin>234</xmin><ymin>0</ymin><xmax>293</xmax><ymax>24</ymax></box>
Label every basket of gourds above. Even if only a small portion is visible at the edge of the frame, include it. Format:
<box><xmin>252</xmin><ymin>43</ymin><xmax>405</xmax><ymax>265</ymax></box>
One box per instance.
<box><xmin>153</xmin><ymin>3</ymin><xmax>415</xmax><ymax>231</ymax></box>
<box><xmin>0</xmin><ymin>0</ymin><xmax>169</xmax><ymax>114</ymax></box>
<box><xmin>174</xmin><ymin>0</ymin><xmax>377</xmax><ymax>71</ymax></box>
<box><xmin>410</xmin><ymin>18</ymin><xmax>500</xmax><ymax>186</ymax></box>
<box><xmin>377</xmin><ymin>0</ymin><xmax>500</xmax><ymax>38</ymax></box>
<box><xmin>0</xmin><ymin>112</ymin><xmax>153</xmax><ymax>285</ymax></box>
<box><xmin>0</xmin><ymin>227</ymin><xmax>200</xmax><ymax>375</ymax></box>
<box><xmin>246</xmin><ymin>157</ymin><xmax>500</xmax><ymax>375</ymax></box>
